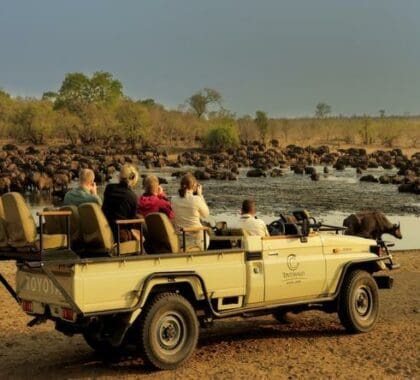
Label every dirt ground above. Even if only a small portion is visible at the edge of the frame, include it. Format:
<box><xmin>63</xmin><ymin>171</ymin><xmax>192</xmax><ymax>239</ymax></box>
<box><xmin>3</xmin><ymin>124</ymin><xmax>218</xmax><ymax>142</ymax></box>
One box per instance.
<box><xmin>0</xmin><ymin>251</ymin><xmax>418</xmax><ymax>380</ymax></box>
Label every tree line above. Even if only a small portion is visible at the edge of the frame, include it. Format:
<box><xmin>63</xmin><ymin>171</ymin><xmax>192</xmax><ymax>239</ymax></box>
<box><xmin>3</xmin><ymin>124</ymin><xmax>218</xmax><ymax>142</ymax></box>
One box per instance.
<box><xmin>0</xmin><ymin>71</ymin><xmax>419</xmax><ymax>150</ymax></box>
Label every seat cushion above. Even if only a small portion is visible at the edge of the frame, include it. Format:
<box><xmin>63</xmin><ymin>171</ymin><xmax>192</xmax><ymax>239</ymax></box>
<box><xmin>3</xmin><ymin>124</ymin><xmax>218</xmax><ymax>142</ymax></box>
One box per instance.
<box><xmin>15</xmin><ymin>234</ymin><xmax>68</xmax><ymax>251</ymax></box>
<box><xmin>116</xmin><ymin>240</ymin><xmax>141</xmax><ymax>255</ymax></box>
<box><xmin>39</xmin><ymin>234</ymin><xmax>68</xmax><ymax>250</ymax></box>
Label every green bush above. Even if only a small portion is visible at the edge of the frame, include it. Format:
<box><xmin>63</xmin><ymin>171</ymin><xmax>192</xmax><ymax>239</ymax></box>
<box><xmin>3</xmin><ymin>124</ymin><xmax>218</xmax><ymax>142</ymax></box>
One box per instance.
<box><xmin>203</xmin><ymin>123</ymin><xmax>240</xmax><ymax>151</ymax></box>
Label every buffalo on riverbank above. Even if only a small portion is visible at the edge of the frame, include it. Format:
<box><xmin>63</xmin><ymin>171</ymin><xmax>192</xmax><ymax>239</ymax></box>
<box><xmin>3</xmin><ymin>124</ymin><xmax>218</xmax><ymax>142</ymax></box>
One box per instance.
<box><xmin>343</xmin><ymin>211</ymin><xmax>402</xmax><ymax>240</ymax></box>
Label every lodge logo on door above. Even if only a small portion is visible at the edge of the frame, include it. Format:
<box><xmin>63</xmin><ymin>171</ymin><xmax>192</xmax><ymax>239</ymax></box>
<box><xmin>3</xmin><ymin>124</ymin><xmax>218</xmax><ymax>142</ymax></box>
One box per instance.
<box><xmin>287</xmin><ymin>254</ymin><xmax>299</xmax><ymax>271</ymax></box>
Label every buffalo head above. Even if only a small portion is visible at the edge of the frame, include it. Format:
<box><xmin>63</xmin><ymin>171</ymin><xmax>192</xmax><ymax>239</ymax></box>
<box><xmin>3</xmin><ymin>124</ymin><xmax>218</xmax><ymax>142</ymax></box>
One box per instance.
<box><xmin>392</xmin><ymin>222</ymin><xmax>402</xmax><ymax>239</ymax></box>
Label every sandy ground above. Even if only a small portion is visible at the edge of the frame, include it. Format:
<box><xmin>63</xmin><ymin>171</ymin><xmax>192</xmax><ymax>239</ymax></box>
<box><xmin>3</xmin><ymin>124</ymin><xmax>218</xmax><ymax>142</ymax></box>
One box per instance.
<box><xmin>0</xmin><ymin>251</ymin><xmax>418</xmax><ymax>379</ymax></box>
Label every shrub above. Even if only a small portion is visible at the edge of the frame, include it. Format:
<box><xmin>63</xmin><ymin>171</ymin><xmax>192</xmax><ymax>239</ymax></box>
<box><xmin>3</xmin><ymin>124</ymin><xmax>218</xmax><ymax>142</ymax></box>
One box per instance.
<box><xmin>203</xmin><ymin>123</ymin><xmax>239</xmax><ymax>151</ymax></box>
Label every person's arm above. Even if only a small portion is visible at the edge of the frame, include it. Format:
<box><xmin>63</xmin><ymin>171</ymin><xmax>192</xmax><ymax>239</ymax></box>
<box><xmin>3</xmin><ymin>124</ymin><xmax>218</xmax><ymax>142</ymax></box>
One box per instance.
<box><xmin>158</xmin><ymin>198</ymin><xmax>175</xmax><ymax>220</ymax></box>
<box><xmin>92</xmin><ymin>194</ymin><xmax>103</xmax><ymax>206</ymax></box>
<box><xmin>195</xmin><ymin>195</ymin><xmax>209</xmax><ymax>218</ymax></box>
<box><xmin>129</xmin><ymin>192</ymin><xmax>137</xmax><ymax>219</ymax></box>
<box><xmin>257</xmin><ymin>219</ymin><xmax>270</xmax><ymax>236</ymax></box>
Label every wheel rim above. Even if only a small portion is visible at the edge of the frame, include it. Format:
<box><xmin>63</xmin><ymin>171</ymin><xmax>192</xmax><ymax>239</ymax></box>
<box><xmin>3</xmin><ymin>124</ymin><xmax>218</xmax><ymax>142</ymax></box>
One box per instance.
<box><xmin>354</xmin><ymin>285</ymin><xmax>373</xmax><ymax>320</ymax></box>
<box><xmin>156</xmin><ymin>311</ymin><xmax>187</xmax><ymax>354</ymax></box>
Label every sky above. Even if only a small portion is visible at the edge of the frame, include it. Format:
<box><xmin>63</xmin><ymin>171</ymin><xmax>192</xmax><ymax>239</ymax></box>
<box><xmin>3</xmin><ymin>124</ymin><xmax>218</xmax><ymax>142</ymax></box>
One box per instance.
<box><xmin>0</xmin><ymin>0</ymin><xmax>419</xmax><ymax>117</ymax></box>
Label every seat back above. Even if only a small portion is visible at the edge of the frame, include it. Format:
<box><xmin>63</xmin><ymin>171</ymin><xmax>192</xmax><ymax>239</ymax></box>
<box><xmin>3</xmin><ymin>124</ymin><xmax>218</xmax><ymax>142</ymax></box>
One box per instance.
<box><xmin>2</xmin><ymin>192</ymin><xmax>37</xmax><ymax>247</ymax></box>
<box><xmin>284</xmin><ymin>223</ymin><xmax>300</xmax><ymax>235</ymax></box>
<box><xmin>78</xmin><ymin>203</ymin><xmax>114</xmax><ymax>253</ymax></box>
<box><xmin>0</xmin><ymin>198</ymin><xmax>8</xmax><ymax>247</ymax></box>
<box><xmin>145</xmin><ymin>213</ymin><xmax>179</xmax><ymax>254</ymax></box>
<box><xmin>44</xmin><ymin>205</ymin><xmax>81</xmax><ymax>246</ymax></box>
<box><xmin>61</xmin><ymin>205</ymin><xmax>81</xmax><ymax>242</ymax></box>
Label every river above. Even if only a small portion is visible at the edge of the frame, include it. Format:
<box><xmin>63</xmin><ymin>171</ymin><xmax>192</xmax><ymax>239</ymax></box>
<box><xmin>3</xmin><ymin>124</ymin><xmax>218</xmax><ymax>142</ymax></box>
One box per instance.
<box><xmin>25</xmin><ymin>165</ymin><xmax>419</xmax><ymax>250</ymax></box>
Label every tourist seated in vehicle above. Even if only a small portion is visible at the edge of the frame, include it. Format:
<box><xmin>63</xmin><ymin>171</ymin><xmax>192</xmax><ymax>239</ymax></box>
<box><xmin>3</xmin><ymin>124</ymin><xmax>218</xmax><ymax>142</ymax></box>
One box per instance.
<box><xmin>238</xmin><ymin>199</ymin><xmax>269</xmax><ymax>237</ymax></box>
<box><xmin>137</xmin><ymin>175</ymin><xmax>174</xmax><ymax>220</ymax></box>
<box><xmin>171</xmin><ymin>173</ymin><xmax>210</xmax><ymax>250</ymax></box>
<box><xmin>102</xmin><ymin>164</ymin><xmax>140</xmax><ymax>242</ymax></box>
<box><xmin>63</xmin><ymin>168</ymin><xmax>102</xmax><ymax>207</ymax></box>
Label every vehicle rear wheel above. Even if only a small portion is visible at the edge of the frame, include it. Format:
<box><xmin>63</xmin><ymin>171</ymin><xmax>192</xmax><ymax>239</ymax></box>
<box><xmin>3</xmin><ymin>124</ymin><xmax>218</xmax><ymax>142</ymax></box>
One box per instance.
<box><xmin>139</xmin><ymin>292</ymin><xmax>199</xmax><ymax>370</ymax></box>
<box><xmin>338</xmin><ymin>270</ymin><xmax>379</xmax><ymax>333</ymax></box>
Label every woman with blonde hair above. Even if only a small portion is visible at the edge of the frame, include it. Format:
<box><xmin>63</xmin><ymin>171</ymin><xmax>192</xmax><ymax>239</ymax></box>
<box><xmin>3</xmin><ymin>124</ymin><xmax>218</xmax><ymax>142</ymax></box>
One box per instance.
<box><xmin>137</xmin><ymin>175</ymin><xmax>174</xmax><ymax>219</ymax></box>
<box><xmin>171</xmin><ymin>173</ymin><xmax>210</xmax><ymax>250</ymax></box>
<box><xmin>102</xmin><ymin>164</ymin><xmax>140</xmax><ymax>241</ymax></box>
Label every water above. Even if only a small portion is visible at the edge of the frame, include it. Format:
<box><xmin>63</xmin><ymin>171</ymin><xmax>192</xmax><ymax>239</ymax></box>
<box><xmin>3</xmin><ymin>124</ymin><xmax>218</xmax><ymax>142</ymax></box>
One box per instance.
<box><xmin>25</xmin><ymin>165</ymin><xmax>420</xmax><ymax>250</ymax></box>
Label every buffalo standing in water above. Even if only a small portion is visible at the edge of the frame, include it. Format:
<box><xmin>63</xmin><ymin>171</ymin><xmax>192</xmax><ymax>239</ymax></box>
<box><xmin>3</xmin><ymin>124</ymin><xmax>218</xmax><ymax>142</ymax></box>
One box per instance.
<box><xmin>343</xmin><ymin>211</ymin><xmax>402</xmax><ymax>240</ymax></box>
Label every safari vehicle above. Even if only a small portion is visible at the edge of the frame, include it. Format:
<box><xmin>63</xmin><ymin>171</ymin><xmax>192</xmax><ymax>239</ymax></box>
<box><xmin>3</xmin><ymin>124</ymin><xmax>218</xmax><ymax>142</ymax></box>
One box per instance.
<box><xmin>0</xmin><ymin>192</ymin><xmax>398</xmax><ymax>370</ymax></box>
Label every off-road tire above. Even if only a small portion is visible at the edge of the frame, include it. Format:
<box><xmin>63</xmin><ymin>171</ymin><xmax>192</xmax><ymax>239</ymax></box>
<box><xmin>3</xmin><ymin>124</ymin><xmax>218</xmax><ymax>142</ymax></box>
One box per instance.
<box><xmin>139</xmin><ymin>292</ymin><xmax>199</xmax><ymax>370</ymax></box>
<box><xmin>338</xmin><ymin>270</ymin><xmax>379</xmax><ymax>333</ymax></box>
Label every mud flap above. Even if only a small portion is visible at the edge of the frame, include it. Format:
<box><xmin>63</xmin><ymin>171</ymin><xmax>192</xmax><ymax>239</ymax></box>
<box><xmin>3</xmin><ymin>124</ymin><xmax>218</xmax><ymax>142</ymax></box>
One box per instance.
<box><xmin>374</xmin><ymin>275</ymin><xmax>393</xmax><ymax>289</ymax></box>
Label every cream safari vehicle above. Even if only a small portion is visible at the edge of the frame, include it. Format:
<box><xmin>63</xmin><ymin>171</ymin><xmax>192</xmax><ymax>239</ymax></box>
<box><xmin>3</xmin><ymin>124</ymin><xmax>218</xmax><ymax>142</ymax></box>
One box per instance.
<box><xmin>0</xmin><ymin>193</ymin><xmax>398</xmax><ymax>370</ymax></box>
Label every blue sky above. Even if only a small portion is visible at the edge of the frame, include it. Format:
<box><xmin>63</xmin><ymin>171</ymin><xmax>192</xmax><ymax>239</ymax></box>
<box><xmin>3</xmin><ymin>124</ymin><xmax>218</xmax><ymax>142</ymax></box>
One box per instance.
<box><xmin>0</xmin><ymin>0</ymin><xmax>419</xmax><ymax>117</ymax></box>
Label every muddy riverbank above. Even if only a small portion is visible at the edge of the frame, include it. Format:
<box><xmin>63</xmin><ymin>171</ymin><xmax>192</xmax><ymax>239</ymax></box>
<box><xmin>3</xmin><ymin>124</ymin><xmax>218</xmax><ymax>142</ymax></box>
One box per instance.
<box><xmin>0</xmin><ymin>250</ymin><xmax>418</xmax><ymax>379</ymax></box>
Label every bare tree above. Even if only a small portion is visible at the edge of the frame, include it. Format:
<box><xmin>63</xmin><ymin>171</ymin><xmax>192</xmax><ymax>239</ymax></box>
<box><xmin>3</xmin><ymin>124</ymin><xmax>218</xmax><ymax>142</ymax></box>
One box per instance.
<box><xmin>315</xmin><ymin>102</ymin><xmax>332</xmax><ymax>118</ymax></box>
<box><xmin>187</xmin><ymin>88</ymin><xmax>222</xmax><ymax>118</ymax></box>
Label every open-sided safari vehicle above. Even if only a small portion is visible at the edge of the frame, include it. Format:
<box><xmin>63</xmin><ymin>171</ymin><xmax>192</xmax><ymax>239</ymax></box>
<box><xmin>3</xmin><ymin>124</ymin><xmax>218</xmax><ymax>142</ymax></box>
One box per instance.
<box><xmin>0</xmin><ymin>193</ymin><xmax>398</xmax><ymax>370</ymax></box>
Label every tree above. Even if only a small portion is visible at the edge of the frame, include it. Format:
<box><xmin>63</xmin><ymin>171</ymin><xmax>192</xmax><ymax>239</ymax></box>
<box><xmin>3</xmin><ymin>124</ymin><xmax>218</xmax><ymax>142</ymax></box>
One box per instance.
<box><xmin>203</xmin><ymin>122</ymin><xmax>239</xmax><ymax>151</ymax></box>
<box><xmin>55</xmin><ymin>109</ymin><xmax>82</xmax><ymax>144</ymax></box>
<box><xmin>138</xmin><ymin>98</ymin><xmax>156</xmax><ymax>106</ymax></box>
<box><xmin>379</xmin><ymin>109</ymin><xmax>385</xmax><ymax>118</ymax></box>
<box><xmin>187</xmin><ymin>88</ymin><xmax>222</xmax><ymax>118</ymax></box>
<box><xmin>254</xmin><ymin>110</ymin><xmax>269</xmax><ymax>142</ymax></box>
<box><xmin>116</xmin><ymin>101</ymin><xmax>150</xmax><ymax>148</ymax></box>
<box><xmin>42</xmin><ymin>91</ymin><xmax>58</xmax><ymax>102</ymax></box>
<box><xmin>315</xmin><ymin>102</ymin><xmax>332</xmax><ymax>118</ymax></box>
<box><xmin>11</xmin><ymin>101</ymin><xmax>53</xmax><ymax>144</ymax></box>
<box><xmin>358</xmin><ymin>116</ymin><xmax>373</xmax><ymax>145</ymax></box>
<box><xmin>54</xmin><ymin>71</ymin><xmax>123</xmax><ymax>113</ymax></box>
<box><xmin>0</xmin><ymin>89</ymin><xmax>14</xmax><ymax>136</ymax></box>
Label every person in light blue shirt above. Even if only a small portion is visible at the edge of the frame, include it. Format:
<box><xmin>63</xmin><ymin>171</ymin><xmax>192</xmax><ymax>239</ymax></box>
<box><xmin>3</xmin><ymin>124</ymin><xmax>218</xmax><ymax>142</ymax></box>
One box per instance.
<box><xmin>63</xmin><ymin>169</ymin><xmax>102</xmax><ymax>207</ymax></box>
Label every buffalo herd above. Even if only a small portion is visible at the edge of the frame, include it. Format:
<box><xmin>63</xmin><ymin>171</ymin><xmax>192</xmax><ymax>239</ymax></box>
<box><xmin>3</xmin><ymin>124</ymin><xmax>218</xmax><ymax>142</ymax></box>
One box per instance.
<box><xmin>0</xmin><ymin>142</ymin><xmax>418</xmax><ymax>198</ymax></box>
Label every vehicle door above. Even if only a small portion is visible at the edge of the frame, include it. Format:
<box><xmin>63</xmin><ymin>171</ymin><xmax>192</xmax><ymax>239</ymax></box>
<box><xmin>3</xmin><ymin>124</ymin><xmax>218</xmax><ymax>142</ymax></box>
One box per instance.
<box><xmin>262</xmin><ymin>234</ymin><xmax>326</xmax><ymax>303</ymax></box>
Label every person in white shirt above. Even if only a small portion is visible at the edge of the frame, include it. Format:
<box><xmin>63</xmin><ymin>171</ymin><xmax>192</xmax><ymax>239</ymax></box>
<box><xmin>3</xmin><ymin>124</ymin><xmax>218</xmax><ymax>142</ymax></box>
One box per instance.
<box><xmin>239</xmin><ymin>199</ymin><xmax>269</xmax><ymax>237</ymax></box>
<box><xmin>172</xmin><ymin>173</ymin><xmax>210</xmax><ymax>250</ymax></box>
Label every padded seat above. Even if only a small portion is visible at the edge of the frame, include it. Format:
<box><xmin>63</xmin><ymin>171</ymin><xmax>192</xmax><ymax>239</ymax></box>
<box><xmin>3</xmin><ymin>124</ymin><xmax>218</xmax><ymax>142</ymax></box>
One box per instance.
<box><xmin>44</xmin><ymin>205</ymin><xmax>82</xmax><ymax>247</ymax></box>
<box><xmin>0</xmin><ymin>198</ymin><xmax>8</xmax><ymax>249</ymax></box>
<box><xmin>78</xmin><ymin>203</ymin><xmax>141</xmax><ymax>256</ymax></box>
<box><xmin>1</xmin><ymin>192</ymin><xmax>67</xmax><ymax>251</ymax></box>
<box><xmin>145</xmin><ymin>213</ymin><xmax>179</xmax><ymax>254</ymax></box>
<box><xmin>208</xmin><ymin>227</ymin><xmax>246</xmax><ymax>250</ymax></box>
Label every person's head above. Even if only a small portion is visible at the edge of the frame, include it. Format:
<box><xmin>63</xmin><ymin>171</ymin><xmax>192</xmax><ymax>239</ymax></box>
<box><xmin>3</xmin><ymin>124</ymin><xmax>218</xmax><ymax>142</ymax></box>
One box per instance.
<box><xmin>144</xmin><ymin>175</ymin><xmax>160</xmax><ymax>195</ymax></box>
<box><xmin>79</xmin><ymin>168</ymin><xmax>95</xmax><ymax>189</ymax></box>
<box><xmin>119</xmin><ymin>164</ymin><xmax>139</xmax><ymax>189</ymax></box>
<box><xmin>178</xmin><ymin>173</ymin><xmax>196</xmax><ymax>197</ymax></box>
<box><xmin>242</xmin><ymin>199</ymin><xmax>256</xmax><ymax>216</ymax></box>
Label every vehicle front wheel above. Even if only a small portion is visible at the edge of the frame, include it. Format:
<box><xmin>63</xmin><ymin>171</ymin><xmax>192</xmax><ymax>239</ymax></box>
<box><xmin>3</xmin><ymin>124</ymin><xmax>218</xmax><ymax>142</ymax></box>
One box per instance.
<box><xmin>139</xmin><ymin>293</ymin><xmax>199</xmax><ymax>370</ymax></box>
<box><xmin>338</xmin><ymin>270</ymin><xmax>379</xmax><ymax>333</ymax></box>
